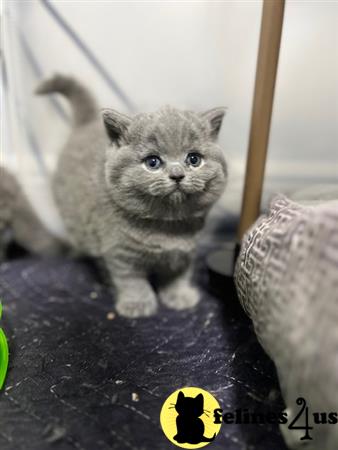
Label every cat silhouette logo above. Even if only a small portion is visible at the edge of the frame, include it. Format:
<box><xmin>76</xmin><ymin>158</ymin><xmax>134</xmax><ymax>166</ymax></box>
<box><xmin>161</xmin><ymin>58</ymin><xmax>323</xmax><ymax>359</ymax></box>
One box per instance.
<box><xmin>160</xmin><ymin>387</ymin><xmax>221</xmax><ymax>448</ymax></box>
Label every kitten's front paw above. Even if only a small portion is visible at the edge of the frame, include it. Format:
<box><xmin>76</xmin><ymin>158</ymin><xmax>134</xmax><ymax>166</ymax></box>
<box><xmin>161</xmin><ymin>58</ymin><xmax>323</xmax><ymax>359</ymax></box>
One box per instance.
<box><xmin>116</xmin><ymin>292</ymin><xmax>158</xmax><ymax>318</ymax></box>
<box><xmin>160</xmin><ymin>283</ymin><xmax>200</xmax><ymax>310</ymax></box>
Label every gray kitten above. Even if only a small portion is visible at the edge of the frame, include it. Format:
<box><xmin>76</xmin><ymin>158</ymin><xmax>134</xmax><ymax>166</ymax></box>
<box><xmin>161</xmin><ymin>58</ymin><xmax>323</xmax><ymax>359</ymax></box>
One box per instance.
<box><xmin>0</xmin><ymin>167</ymin><xmax>64</xmax><ymax>260</ymax></box>
<box><xmin>37</xmin><ymin>75</ymin><xmax>227</xmax><ymax>318</ymax></box>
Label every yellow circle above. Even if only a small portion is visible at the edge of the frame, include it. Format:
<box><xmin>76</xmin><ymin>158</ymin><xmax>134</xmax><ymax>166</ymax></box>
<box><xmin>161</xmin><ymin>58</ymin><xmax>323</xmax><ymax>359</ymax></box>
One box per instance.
<box><xmin>160</xmin><ymin>387</ymin><xmax>222</xmax><ymax>448</ymax></box>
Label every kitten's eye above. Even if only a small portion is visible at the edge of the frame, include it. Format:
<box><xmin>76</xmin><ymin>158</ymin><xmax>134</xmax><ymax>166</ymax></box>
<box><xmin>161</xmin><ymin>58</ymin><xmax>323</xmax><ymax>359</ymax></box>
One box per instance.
<box><xmin>144</xmin><ymin>155</ymin><xmax>162</xmax><ymax>170</ymax></box>
<box><xmin>186</xmin><ymin>152</ymin><xmax>203</xmax><ymax>167</ymax></box>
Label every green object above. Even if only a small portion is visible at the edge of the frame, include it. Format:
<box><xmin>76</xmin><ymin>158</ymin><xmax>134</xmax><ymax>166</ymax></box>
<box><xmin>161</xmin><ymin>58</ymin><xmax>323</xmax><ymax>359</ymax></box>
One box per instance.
<box><xmin>0</xmin><ymin>301</ymin><xmax>9</xmax><ymax>390</ymax></box>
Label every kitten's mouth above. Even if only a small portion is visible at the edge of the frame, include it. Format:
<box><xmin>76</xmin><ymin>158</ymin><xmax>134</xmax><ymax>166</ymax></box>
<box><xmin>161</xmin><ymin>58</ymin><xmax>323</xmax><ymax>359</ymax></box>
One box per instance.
<box><xmin>152</xmin><ymin>180</ymin><xmax>209</xmax><ymax>200</ymax></box>
<box><xmin>165</xmin><ymin>184</ymin><xmax>186</xmax><ymax>201</ymax></box>
<box><xmin>165</xmin><ymin>183</ymin><xmax>182</xmax><ymax>193</ymax></box>
<box><xmin>167</xmin><ymin>182</ymin><xmax>205</xmax><ymax>198</ymax></box>
<box><xmin>171</xmin><ymin>184</ymin><xmax>187</xmax><ymax>195</ymax></box>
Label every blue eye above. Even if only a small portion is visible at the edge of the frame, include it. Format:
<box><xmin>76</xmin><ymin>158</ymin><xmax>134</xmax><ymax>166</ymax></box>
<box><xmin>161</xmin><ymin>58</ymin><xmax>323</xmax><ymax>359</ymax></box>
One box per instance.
<box><xmin>186</xmin><ymin>152</ymin><xmax>203</xmax><ymax>167</ymax></box>
<box><xmin>144</xmin><ymin>155</ymin><xmax>162</xmax><ymax>170</ymax></box>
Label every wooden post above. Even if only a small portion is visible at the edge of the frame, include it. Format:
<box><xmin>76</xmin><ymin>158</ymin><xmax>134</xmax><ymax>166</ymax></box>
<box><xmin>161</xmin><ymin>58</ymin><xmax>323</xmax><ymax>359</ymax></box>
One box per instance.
<box><xmin>237</xmin><ymin>0</ymin><xmax>285</xmax><ymax>240</ymax></box>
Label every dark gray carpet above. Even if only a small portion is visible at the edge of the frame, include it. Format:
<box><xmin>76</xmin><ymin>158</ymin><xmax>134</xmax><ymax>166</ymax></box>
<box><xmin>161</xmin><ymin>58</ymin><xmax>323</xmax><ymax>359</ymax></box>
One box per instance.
<box><xmin>0</xmin><ymin>250</ymin><xmax>287</xmax><ymax>450</ymax></box>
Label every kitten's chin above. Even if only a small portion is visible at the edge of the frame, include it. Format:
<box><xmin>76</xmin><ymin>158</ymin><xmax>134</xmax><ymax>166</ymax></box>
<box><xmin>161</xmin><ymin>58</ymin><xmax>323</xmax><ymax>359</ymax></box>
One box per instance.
<box><xmin>109</xmin><ymin>183</ymin><xmax>217</xmax><ymax>222</ymax></box>
<box><xmin>143</xmin><ymin>195</ymin><xmax>209</xmax><ymax>221</ymax></box>
<box><xmin>166</xmin><ymin>188</ymin><xmax>186</xmax><ymax>204</ymax></box>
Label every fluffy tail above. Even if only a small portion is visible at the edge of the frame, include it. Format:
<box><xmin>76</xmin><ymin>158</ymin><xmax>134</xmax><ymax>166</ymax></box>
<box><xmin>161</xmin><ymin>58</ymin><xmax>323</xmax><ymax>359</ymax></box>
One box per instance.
<box><xmin>35</xmin><ymin>74</ymin><xmax>98</xmax><ymax>126</ymax></box>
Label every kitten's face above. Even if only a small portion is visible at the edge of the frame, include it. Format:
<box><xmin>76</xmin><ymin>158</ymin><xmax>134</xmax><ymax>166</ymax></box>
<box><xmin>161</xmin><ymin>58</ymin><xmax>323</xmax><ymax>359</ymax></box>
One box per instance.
<box><xmin>104</xmin><ymin>106</ymin><xmax>227</xmax><ymax>221</ymax></box>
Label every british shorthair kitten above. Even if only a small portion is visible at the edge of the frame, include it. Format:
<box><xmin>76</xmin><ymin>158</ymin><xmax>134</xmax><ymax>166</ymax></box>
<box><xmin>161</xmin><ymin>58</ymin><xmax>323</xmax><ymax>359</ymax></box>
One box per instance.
<box><xmin>36</xmin><ymin>75</ymin><xmax>227</xmax><ymax>318</ymax></box>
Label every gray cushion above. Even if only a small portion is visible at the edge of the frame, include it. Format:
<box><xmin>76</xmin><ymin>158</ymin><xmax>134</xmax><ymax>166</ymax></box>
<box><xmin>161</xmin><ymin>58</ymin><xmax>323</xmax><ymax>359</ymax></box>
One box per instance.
<box><xmin>235</xmin><ymin>194</ymin><xmax>338</xmax><ymax>450</ymax></box>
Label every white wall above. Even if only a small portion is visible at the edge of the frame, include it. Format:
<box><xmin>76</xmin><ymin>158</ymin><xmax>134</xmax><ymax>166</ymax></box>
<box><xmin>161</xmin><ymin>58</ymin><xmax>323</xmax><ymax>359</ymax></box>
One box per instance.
<box><xmin>266</xmin><ymin>0</ymin><xmax>338</xmax><ymax>200</ymax></box>
<box><xmin>2</xmin><ymin>0</ymin><xmax>337</xmax><ymax>234</ymax></box>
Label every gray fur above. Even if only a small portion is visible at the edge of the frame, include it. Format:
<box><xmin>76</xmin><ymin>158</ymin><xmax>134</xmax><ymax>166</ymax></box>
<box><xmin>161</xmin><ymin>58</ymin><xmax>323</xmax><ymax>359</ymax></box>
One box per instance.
<box><xmin>37</xmin><ymin>74</ymin><xmax>228</xmax><ymax>318</ymax></box>
<box><xmin>0</xmin><ymin>167</ymin><xmax>65</xmax><ymax>259</ymax></box>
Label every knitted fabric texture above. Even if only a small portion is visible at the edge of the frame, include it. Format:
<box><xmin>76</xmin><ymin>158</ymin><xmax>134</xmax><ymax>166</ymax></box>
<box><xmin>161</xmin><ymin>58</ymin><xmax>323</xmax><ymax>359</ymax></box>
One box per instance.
<box><xmin>235</xmin><ymin>194</ymin><xmax>338</xmax><ymax>450</ymax></box>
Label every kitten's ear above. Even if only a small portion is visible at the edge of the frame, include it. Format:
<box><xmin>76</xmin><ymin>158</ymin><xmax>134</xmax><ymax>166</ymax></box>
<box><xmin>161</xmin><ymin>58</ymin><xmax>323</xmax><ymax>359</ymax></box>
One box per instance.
<box><xmin>177</xmin><ymin>391</ymin><xmax>185</xmax><ymax>403</ymax></box>
<box><xmin>102</xmin><ymin>109</ymin><xmax>132</xmax><ymax>144</ymax></box>
<box><xmin>201</xmin><ymin>107</ymin><xmax>226</xmax><ymax>140</ymax></box>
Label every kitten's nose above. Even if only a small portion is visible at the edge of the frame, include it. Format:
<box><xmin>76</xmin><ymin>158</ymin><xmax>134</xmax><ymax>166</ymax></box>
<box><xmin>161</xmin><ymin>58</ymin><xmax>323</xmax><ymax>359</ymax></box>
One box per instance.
<box><xmin>169</xmin><ymin>165</ymin><xmax>185</xmax><ymax>182</ymax></box>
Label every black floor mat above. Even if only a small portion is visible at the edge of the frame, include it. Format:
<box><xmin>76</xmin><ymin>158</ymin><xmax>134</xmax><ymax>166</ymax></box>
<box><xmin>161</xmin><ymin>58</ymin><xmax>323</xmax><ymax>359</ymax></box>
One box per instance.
<box><xmin>0</xmin><ymin>255</ymin><xmax>287</xmax><ymax>450</ymax></box>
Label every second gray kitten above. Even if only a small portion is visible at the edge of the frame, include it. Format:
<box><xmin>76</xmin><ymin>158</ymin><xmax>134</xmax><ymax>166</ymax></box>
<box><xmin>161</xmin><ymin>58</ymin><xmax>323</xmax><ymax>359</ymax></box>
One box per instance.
<box><xmin>37</xmin><ymin>75</ymin><xmax>227</xmax><ymax>318</ymax></box>
<box><xmin>0</xmin><ymin>167</ymin><xmax>65</xmax><ymax>260</ymax></box>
